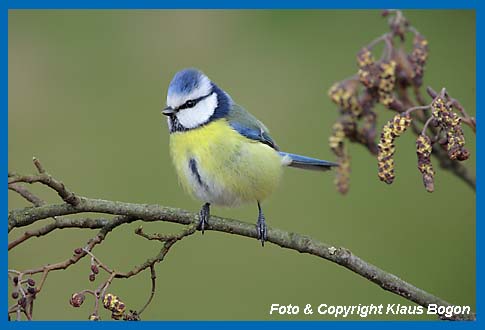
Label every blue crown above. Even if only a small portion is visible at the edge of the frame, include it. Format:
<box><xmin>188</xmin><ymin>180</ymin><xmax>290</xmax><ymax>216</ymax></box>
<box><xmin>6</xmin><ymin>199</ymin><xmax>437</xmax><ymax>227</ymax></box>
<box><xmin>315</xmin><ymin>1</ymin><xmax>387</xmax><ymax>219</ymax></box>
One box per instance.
<box><xmin>168</xmin><ymin>68</ymin><xmax>206</xmax><ymax>96</ymax></box>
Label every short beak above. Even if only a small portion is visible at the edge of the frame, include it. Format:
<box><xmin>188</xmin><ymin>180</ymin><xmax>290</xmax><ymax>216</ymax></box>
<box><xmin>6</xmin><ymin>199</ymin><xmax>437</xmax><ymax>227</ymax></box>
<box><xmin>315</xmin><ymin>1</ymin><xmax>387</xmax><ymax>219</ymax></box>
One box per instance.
<box><xmin>162</xmin><ymin>106</ymin><xmax>176</xmax><ymax>116</ymax></box>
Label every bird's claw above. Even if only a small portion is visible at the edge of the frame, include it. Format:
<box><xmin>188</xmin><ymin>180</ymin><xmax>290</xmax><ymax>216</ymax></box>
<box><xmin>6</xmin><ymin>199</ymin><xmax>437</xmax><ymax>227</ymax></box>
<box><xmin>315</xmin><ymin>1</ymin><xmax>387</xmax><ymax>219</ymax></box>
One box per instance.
<box><xmin>256</xmin><ymin>215</ymin><xmax>267</xmax><ymax>246</ymax></box>
<box><xmin>198</xmin><ymin>203</ymin><xmax>210</xmax><ymax>234</ymax></box>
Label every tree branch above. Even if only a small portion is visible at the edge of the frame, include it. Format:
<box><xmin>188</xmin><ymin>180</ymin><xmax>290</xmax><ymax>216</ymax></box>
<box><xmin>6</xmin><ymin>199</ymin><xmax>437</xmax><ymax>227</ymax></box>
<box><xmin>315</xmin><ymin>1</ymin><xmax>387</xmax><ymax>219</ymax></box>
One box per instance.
<box><xmin>8</xmin><ymin>161</ymin><xmax>475</xmax><ymax>321</ymax></box>
<box><xmin>9</xmin><ymin>191</ymin><xmax>475</xmax><ymax>320</ymax></box>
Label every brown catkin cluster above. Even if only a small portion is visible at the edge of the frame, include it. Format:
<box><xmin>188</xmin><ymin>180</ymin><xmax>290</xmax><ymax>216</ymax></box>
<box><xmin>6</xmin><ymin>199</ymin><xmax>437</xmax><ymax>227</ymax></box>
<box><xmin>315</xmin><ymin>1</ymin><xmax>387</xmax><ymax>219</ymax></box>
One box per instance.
<box><xmin>327</xmin><ymin>11</ymin><xmax>472</xmax><ymax>194</ymax></box>
<box><xmin>416</xmin><ymin>135</ymin><xmax>435</xmax><ymax>192</ymax></box>
<box><xmin>329</xmin><ymin>121</ymin><xmax>345</xmax><ymax>152</ymax></box>
<box><xmin>328</xmin><ymin>80</ymin><xmax>362</xmax><ymax>116</ymax></box>
<box><xmin>329</xmin><ymin>121</ymin><xmax>351</xmax><ymax>194</ymax></box>
<box><xmin>446</xmin><ymin>120</ymin><xmax>469</xmax><ymax>161</ymax></box>
<box><xmin>408</xmin><ymin>34</ymin><xmax>429</xmax><ymax>86</ymax></box>
<box><xmin>335</xmin><ymin>152</ymin><xmax>351</xmax><ymax>194</ymax></box>
<box><xmin>327</xmin><ymin>78</ymin><xmax>378</xmax><ymax>193</ymax></box>
<box><xmin>358</xmin><ymin>112</ymin><xmax>377</xmax><ymax>152</ymax></box>
<box><xmin>357</xmin><ymin>48</ymin><xmax>378</xmax><ymax>88</ymax></box>
<box><xmin>103</xmin><ymin>293</ymin><xmax>126</xmax><ymax>320</ymax></box>
<box><xmin>357</xmin><ymin>48</ymin><xmax>399</xmax><ymax>109</ymax></box>
<box><xmin>431</xmin><ymin>96</ymin><xmax>469</xmax><ymax>161</ymax></box>
<box><xmin>377</xmin><ymin>113</ymin><xmax>412</xmax><ymax>184</ymax></box>
<box><xmin>378</xmin><ymin>60</ymin><xmax>397</xmax><ymax>106</ymax></box>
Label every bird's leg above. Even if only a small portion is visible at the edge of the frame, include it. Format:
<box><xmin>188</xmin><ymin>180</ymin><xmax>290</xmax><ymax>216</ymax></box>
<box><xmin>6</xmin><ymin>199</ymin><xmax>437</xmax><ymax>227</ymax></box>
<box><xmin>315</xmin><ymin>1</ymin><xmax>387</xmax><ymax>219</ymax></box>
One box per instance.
<box><xmin>199</xmin><ymin>202</ymin><xmax>210</xmax><ymax>234</ymax></box>
<box><xmin>256</xmin><ymin>201</ymin><xmax>267</xmax><ymax>246</ymax></box>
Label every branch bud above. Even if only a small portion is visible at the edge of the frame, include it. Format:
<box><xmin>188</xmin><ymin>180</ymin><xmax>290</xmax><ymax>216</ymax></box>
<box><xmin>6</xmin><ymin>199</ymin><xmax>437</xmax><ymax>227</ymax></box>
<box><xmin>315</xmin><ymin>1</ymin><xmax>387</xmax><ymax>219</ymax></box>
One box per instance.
<box><xmin>69</xmin><ymin>292</ymin><xmax>85</xmax><ymax>307</ymax></box>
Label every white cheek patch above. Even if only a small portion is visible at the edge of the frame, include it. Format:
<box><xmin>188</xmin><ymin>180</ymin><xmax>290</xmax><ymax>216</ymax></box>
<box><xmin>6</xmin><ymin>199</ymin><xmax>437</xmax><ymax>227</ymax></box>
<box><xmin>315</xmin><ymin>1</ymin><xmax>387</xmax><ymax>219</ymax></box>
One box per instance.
<box><xmin>166</xmin><ymin>75</ymin><xmax>212</xmax><ymax>108</ymax></box>
<box><xmin>176</xmin><ymin>93</ymin><xmax>218</xmax><ymax>129</ymax></box>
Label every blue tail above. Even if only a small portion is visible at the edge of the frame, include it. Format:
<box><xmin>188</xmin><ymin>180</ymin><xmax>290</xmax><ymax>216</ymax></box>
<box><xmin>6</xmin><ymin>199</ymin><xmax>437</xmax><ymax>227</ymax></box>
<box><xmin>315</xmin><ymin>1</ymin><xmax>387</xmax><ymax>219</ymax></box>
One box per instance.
<box><xmin>279</xmin><ymin>152</ymin><xmax>339</xmax><ymax>172</ymax></box>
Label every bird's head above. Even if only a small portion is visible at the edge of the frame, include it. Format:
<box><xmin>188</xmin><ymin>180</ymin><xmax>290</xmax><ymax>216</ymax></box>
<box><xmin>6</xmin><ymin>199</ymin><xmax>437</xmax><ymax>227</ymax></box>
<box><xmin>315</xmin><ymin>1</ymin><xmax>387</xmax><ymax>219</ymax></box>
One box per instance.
<box><xmin>163</xmin><ymin>68</ymin><xmax>230</xmax><ymax>132</ymax></box>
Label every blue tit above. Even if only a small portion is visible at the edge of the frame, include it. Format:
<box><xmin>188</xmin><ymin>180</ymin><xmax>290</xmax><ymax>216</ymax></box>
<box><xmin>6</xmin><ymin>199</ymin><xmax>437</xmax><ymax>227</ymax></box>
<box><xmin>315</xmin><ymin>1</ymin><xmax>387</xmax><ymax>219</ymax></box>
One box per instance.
<box><xmin>162</xmin><ymin>68</ymin><xmax>338</xmax><ymax>245</ymax></box>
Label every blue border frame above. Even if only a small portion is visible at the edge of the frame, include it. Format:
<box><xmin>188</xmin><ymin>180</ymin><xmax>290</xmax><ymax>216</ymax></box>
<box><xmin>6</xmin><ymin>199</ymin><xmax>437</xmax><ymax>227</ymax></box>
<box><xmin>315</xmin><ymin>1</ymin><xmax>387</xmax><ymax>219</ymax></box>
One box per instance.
<box><xmin>2</xmin><ymin>0</ymin><xmax>481</xmax><ymax>9</ymax></box>
<box><xmin>4</xmin><ymin>0</ymin><xmax>481</xmax><ymax>329</ymax></box>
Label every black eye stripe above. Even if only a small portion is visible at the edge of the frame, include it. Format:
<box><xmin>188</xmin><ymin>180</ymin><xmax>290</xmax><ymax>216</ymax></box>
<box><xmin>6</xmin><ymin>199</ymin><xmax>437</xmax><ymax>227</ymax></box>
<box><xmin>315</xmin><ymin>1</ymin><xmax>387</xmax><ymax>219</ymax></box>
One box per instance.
<box><xmin>177</xmin><ymin>93</ymin><xmax>212</xmax><ymax>110</ymax></box>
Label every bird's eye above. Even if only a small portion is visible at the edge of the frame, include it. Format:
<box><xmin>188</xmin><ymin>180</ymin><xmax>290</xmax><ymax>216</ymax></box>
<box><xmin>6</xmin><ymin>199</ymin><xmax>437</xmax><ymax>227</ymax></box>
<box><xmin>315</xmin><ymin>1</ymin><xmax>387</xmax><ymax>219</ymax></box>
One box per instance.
<box><xmin>185</xmin><ymin>100</ymin><xmax>196</xmax><ymax>108</ymax></box>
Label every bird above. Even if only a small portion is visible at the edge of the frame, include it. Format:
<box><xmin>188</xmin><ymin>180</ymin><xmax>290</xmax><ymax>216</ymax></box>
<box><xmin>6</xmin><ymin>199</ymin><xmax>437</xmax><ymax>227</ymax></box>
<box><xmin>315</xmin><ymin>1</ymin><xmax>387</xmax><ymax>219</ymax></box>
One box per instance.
<box><xmin>162</xmin><ymin>68</ymin><xmax>338</xmax><ymax>246</ymax></box>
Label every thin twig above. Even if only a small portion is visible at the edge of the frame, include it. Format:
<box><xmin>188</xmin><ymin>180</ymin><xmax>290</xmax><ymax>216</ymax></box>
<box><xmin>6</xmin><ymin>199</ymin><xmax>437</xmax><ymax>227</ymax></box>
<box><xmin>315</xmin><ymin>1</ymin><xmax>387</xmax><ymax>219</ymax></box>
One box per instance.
<box><xmin>9</xmin><ymin>166</ymin><xmax>80</xmax><ymax>206</ymax></box>
<box><xmin>421</xmin><ymin>116</ymin><xmax>434</xmax><ymax>135</ymax></box>
<box><xmin>138</xmin><ymin>265</ymin><xmax>156</xmax><ymax>316</ymax></box>
<box><xmin>366</xmin><ymin>33</ymin><xmax>391</xmax><ymax>50</ymax></box>
<box><xmin>8</xmin><ymin>184</ymin><xmax>45</xmax><ymax>207</ymax></box>
<box><xmin>8</xmin><ymin>217</ymin><xmax>111</xmax><ymax>251</ymax></box>
<box><xmin>404</xmin><ymin>104</ymin><xmax>430</xmax><ymax>115</ymax></box>
<box><xmin>16</xmin><ymin>216</ymin><xmax>133</xmax><ymax>294</ymax></box>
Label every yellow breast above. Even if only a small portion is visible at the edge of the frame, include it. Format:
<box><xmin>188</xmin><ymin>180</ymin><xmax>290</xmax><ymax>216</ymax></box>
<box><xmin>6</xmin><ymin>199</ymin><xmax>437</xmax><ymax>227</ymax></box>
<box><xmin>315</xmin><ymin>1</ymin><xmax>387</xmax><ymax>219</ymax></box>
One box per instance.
<box><xmin>169</xmin><ymin>119</ymin><xmax>283</xmax><ymax>206</ymax></box>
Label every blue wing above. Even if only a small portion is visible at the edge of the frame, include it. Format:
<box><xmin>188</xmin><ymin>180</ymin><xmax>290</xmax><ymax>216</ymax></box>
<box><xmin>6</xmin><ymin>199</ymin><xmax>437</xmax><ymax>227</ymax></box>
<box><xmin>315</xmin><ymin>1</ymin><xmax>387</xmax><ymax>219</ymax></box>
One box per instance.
<box><xmin>226</xmin><ymin>103</ymin><xmax>279</xmax><ymax>150</ymax></box>
<box><xmin>226</xmin><ymin>104</ymin><xmax>338</xmax><ymax>171</ymax></box>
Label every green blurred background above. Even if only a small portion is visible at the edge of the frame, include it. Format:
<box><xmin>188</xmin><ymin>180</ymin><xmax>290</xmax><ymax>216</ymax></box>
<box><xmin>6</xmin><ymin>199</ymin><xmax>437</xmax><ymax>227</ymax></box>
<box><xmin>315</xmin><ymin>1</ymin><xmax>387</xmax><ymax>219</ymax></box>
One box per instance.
<box><xmin>8</xmin><ymin>10</ymin><xmax>475</xmax><ymax>320</ymax></box>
